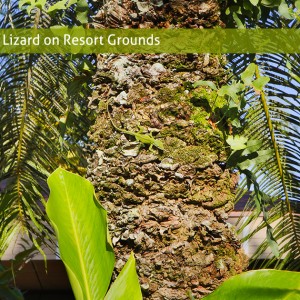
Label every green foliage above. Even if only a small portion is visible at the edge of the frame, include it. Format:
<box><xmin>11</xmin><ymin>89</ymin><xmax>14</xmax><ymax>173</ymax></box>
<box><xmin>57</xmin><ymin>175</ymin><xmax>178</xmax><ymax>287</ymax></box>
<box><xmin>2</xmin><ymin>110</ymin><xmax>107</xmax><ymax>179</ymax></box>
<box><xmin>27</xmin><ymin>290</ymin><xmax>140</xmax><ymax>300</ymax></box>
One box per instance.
<box><xmin>192</xmin><ymin>63</ymin><xmax>269</xmax><ymax>132</ymax></box>
<box><xmin>194</xmin><ymin>63</ymin><xmax>285</xmax><ymax>257</ymax></box>
<box><xmin>0</xmin><ymin>264</ymin><xmax>24</xmax><ymax>300</ymax></box>
<box><xmin>0</xmin><ymin>0</ymin><xmax>94</xmax><ymax>254</ymax></box>
<box><xmin>0</xmin><ymin>246</ymin><xmax>37</xmax><ymax>300</ymax></box>
<box><xmin>18</xmin><ymin>0</ymin><xmax>89</xmax><ymax>24</ymax></box>
<box><xmin>221</xmin><ymin>0</ymin><xmax>298</xmax><ymax>27</ymax></box>
<box><xmin>227</xmin><ymin>53</ymin><xmax>300</xmax><ymax>270</ymax></box>
<box><xmin>203</xmin><ymin>269</ymin><xmax>300</xmax><ymax>299</ymax></box>
<box><xmin>46</xmin><ymin>168</ymin><xmax>142</xmax><ymax>300</ymax></box>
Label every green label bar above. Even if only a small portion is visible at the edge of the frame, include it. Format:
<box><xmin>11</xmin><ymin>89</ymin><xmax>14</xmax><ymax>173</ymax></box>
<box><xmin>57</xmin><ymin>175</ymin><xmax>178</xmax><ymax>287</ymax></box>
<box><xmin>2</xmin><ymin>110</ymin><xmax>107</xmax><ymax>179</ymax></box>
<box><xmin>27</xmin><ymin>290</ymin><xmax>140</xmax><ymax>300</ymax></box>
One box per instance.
<box><xmin>0</xmin><ymin>28</ymin><xmax>299</xmax><ymax>53</ymax></box>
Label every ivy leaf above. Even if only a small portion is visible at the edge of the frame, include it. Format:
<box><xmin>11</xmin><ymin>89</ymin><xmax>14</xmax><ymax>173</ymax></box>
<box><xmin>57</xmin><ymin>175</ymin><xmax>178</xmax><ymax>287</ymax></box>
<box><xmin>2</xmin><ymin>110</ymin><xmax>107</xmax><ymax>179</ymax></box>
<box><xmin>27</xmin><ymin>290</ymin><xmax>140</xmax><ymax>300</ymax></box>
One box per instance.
<box><xmin>226</xmin><ymin>135</ymin><xmax>248</xmax><ymax>151</ymax></box>
<box><xmin>252</xmin><ymin>76</ymin><xmax>270</xmax><ymax>91</ymax></box>
<box><xmin>241</xmin><ymin>63</ymin><xmax>256</xmax><ymax>86</ymax></box>
<box><xmin>218</xmin><ymin>82</ymin><xmax>245</xmax><ymax>103</ymax></box>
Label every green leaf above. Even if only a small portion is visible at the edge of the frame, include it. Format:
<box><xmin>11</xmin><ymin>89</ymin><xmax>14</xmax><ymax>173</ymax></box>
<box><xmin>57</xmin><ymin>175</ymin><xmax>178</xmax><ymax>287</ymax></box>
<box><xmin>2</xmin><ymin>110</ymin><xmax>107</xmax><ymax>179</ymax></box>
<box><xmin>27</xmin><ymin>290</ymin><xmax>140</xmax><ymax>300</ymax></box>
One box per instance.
<box><xmin>0</xmin><ymin>287</ymin><xmax>23</xmax><ymax>300</ymax></box>
<box><xmin>266</xmin><ymin>225</ymin><xmax>280</xmax><ymax>258</ymax></box>
<box><xmin>218</xmin><ymin>82</ymin><xmax>245</xmax><ymax>103</ymax></box>
<box><xmin>192</xmin><ymin>80</ymin><xmax>217</xmax><ymax>90</ymax></box>
<box><xmin>296</xmin><ymin>0</ymin><xmax>300</xmax><ymax>10</ymax></box>
<box><xmin>252</xmin><ymin>76</ymin><xmax>270</xmax><ymax>91</ymax></box>
<box><xmin>203</xmin><ymin>270</ymin><xmax>300</xmax><ymax>299</ymax></box>
<box><xmin>47</xmin><ymin>0</ymin><xmax>68</xmax><ymax>13</ymax></box>
<box><xmin>249</xmin><ymin>0</ymin><xmax>259</xmax><ymax>6</ymax></box>
<box><xmin>35</xmin><ymin>0</ymin><xmax>46</xmax><ymax>9</ymax></box>
<box><xmin>242</xmin><ymin>139</ymin><xmax>263</xmax><ymax>154</ymax></box>
<box><xmin>66</xmin><ymin>0</ymin><xmax>77</xmax><ymax>8</ymax></box>
<box><xmin>46</xmin><ymin>168</ymin><xmax>115</xmax><ymax>300</ymax></box>
<box><xmin>241</xmin><ymin>63</ymin><xmax>256</xmax><ymax>86</ymax></box>
<box><xmin>18</xmin><ymin>0</ymin><xmax>31</xmax><ymax>9</ymax></box>
<box><xmin>76</xmin><ymin>0</ymin><xmax>89</xmax><ymax>24</ymax></box>
<box><xmin>261</xmin><ymin>0</ymin><xmax>281</xmax><ymax>7</ymax></box>
<box><xmin>238</xmin><ymin>149</ymin><xmax>273</xmax><ymax>170</ymax></box>
<box><xmin>104</xmin><ymin>253</ymin><xmax>143</xmax><ymax>300</ymax></box>
<box><xmin>278</xmin><ymin>2</ymin><xmax>293</xmax><ymax>19</ymax></box>
<box><xmin>226</xmin><ymin>149</ymin><xmax>244</xmax><ymax>168</ymax></box>
<box><xmin>232</xmin><ymin>12</ymin><xmax>245</xmax><ymax>29</ymax></box>
<box><xmin>226</xmin><ymin>135</ymin><xmax>248</xmax><ymax>151</ymax></box>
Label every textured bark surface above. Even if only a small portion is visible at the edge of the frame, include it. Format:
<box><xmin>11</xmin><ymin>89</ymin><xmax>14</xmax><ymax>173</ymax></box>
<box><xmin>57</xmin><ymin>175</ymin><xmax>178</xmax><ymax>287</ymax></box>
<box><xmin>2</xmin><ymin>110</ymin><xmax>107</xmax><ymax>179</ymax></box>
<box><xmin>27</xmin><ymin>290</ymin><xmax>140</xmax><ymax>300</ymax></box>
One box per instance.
<box><xmin>92</xmin><ymin>0</ymin><xmax>224</xmax><ymax>29</ymax></box>
<box><xmin>87</xmin><ymin>1</ymin><xmax>248</xmax><ymax>299</ymax></box>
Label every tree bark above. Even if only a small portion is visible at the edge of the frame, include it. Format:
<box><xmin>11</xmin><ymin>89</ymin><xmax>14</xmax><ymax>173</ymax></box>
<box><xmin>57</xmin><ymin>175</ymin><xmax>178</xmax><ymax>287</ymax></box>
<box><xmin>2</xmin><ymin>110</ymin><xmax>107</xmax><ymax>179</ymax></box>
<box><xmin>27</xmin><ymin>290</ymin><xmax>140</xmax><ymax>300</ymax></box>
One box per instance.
<box><xmin>87</xmin><ymin>1</ymin><xmax>248</xmax><ymax>299</ymax></box>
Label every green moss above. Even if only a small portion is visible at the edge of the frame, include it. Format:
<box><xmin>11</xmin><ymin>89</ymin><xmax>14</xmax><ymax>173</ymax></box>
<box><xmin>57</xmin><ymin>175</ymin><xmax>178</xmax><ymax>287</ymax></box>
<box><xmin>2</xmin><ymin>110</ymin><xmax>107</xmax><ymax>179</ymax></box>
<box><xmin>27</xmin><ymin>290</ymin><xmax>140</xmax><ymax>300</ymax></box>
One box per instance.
<box><xmin>191</xmin><ymin>108</ymin><xmax>210</xmax><ymax>127</ymax></box>
<box><xmin>190</xmin><ymin>87</ymin><xmax>226</xmax><ymax>111</ymax></box>
<box><xmin>163</xmin><ymin>182</ymin><xmax>188</xmax><ymax>199</ymax></box>
<box><xmin>216</xmin><ymin>245</ymin><xmax>236</xmax><ymax>258</ymax></box>
<box><xmin>157</xmin><ymin>87</ymin><xmax>187</xmax><ymax>103</ymax></box>
<box><xmin>164</xmin><ymin>57</ymin><xmax>195</xmax><ymax>70</ymax></box>
<box><xmin>171</xmin><ymin>145</ymin><xmax>217</xmax><ymax>168</ymax></box>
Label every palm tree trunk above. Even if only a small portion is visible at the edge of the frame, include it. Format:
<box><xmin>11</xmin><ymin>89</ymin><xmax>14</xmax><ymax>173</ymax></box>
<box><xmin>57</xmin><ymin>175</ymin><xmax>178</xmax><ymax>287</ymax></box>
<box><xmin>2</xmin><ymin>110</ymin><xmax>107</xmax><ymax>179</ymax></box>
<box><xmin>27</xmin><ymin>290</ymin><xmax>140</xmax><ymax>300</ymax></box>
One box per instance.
<box><xmin>87</xmin><ymin>1</ymin><xmax>248</xmax><ymax>299</ymax></box>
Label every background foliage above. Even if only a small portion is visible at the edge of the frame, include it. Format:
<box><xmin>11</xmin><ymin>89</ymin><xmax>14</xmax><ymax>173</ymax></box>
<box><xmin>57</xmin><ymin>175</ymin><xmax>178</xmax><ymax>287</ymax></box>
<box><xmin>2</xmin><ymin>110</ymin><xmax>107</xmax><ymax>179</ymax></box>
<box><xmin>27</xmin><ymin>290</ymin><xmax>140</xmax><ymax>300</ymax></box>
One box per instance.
<box><xmin>0</xmin><ymin>0</ymin><xmax>95</xmax><ymax>254</ymax></box>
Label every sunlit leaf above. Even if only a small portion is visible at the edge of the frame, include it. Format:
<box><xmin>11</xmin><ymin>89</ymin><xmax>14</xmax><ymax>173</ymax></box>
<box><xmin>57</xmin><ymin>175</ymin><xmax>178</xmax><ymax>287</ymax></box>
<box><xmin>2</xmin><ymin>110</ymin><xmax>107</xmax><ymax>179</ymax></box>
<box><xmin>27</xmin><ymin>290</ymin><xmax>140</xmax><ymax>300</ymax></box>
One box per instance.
<box><xmin>252</xmin><ymin>76</ymin><xmax>270</xmax><ymax>91</ymax></box>
<box><xmin>105</xmin><ymin>253</ymin><xmax>143</xmax><ymax>300</ymax></box>
<box><xmin>241</xmin><ymin>63</ymin><xmax>256</xmax><ymax>86</ymax></box>
<box><xmin>226</xmin><ymin>135</ymin><xmax>248</xmax><ymax>150</ymax></box>
<box><xmin>204</xmin><ymin>270</ymin><xmax>300</xmax><ymax>299</ymax></box>
<box><xmin>47</xmin><ymin>168</ymin><xmax>115</xmax><ymax>300</ymax></box>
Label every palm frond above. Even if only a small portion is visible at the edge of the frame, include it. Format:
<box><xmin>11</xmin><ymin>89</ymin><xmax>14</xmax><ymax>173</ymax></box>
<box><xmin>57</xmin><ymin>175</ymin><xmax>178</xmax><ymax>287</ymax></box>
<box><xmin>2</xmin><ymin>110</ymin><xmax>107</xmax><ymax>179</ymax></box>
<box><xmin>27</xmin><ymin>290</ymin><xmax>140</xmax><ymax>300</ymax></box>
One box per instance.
<box><xmin>0</xmin><ymin>1</ymin><xmax>94</xmax><ymax>252</ymax></box>
<box><xmin>230</xmin><ymin>52</ymin><xmax>300</xmax><ymax>270</ymax></box>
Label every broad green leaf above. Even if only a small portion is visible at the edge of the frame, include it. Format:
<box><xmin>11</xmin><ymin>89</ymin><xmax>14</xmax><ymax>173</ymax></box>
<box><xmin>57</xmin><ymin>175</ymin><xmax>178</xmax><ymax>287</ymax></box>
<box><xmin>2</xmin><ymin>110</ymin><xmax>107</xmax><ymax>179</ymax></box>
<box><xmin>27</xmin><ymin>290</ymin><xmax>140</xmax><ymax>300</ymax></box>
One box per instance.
<box><xmin>47</xmin><ymin>168</ymin><xmax>115</xmax><ymax>300</ymax></box>
<box><xmin>296</xmin><ymin>0</ymin><xmax>300</xmax><ymax>10</ymax></box>
<box><xmin>241</xmin><ymin>63</ymin><xmax>256</xmax><ymax>86</ymax></box>
<box><xmin>105</xmin><ymin>253</ymin><xmax>142</xmax><ymax>300</ymax></box>
<box><xmin>192</xmin><ymin>80</ymin><xmax>217</xmax><ymax>90</ymax></box>
<box><xmin>226</xmin><ymin>135</ymin><xmax>248</xmax><ymax>150</ymax></box>
<box><xmin>252</xmin><ymin>76</ymin><xmax>270</xmax><ymax>91</ymax></box>
<box><xmin>203</xmin><ymin>270</ymin><xmax>300</xmax><ymax>299</ymax></box>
